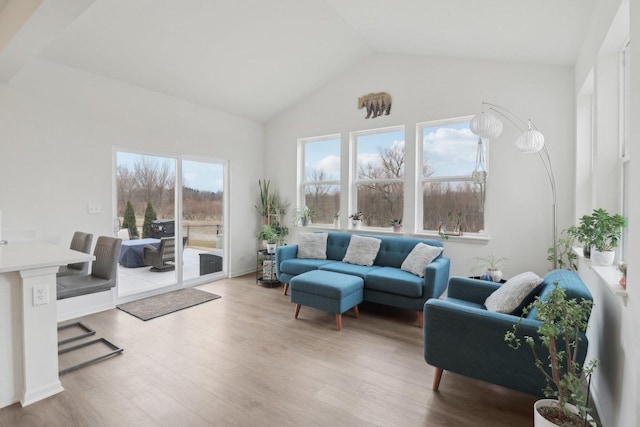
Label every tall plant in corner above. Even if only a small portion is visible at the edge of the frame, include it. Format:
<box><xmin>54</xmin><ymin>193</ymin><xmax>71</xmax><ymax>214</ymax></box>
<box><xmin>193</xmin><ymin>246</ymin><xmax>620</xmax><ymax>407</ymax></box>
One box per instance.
<box><xmin>505</xmin><ymin>284</ymin><xmax>597</xmax><ymax>426</ymax></box>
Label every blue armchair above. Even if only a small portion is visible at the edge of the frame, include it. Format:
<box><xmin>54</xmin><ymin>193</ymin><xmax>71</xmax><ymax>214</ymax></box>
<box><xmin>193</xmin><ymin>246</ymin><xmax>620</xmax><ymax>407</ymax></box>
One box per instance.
<box><xmin>423</xmin><ymin>269</ymin><xmax>592</xmax><ymax>397</ymax></box>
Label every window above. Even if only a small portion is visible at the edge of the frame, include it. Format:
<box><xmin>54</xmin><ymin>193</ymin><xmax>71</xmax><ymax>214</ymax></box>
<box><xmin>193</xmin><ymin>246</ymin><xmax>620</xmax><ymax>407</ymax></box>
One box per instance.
<box><xmin>619</xmin><ymin>40</ymin><xmax>630</xmax><ymax>261</ymax></box>
<box><xmin>299</xmin><ymin>136</ymin><xmax>341</xmax><ymax>224</ymax></box>
<box><xmin>351</xmin><ymin>126</ymin><xmax>404</xmax><ymax>227</ymax></box>
<box><xmin>418</xmin><ymin>117</ymin><xmax>485</xmax><ymax>234</ymax></box>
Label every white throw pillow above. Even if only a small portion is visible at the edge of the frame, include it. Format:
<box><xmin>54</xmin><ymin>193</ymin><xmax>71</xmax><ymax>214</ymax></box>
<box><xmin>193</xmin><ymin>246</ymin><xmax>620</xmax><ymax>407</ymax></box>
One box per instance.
<box><xmin>297</xmin><ymin>233</ymin><xmax>328</xmax><ymax>259</ymax></box>
<box><xmin>484</xmin><ymin>271</ymin><xmax>544</xmax><ymax>314</ymax></box>
<box><xmin>342</xmin><ymin>235</ymin><xmax>381</xmax><ymax>266</ymax></box>
<box><xmin>400</xmin><ymin>243</ymin><xmax>444</xmax><ymax>277</ymax></box>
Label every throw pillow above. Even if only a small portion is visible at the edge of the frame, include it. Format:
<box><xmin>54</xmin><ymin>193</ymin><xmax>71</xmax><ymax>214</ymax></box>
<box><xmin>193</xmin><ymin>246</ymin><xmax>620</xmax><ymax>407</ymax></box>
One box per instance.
<box><xmin>400</xmin><ymin>243</ymin><xmax>444</xmax><ymax>277</ymax></box>
<box><xmin>484</xmin><ymin>271</ymin><xmax>544</xmax><ymax>314</ymax></box>
<box><xmin>297</xmin><ymin>232</ymin><xmax>328</xmax><ymax>259</ymax></box>
<box><xmin>342</xmin><ymin>235</ymin><xmax>382</xmax><ymax>266</ymax></box>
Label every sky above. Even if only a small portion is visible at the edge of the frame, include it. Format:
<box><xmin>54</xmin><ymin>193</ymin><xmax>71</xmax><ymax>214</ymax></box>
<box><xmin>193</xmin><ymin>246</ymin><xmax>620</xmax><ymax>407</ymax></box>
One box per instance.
<box><xmin>304</xmin><ymin>121</ymin><xmax>481</xmax><ymax>180</ymax></box>
<box><xmin>117</xmin><ymin>152</ymin><xmax>224</xmax><ymax>192</ymax></box>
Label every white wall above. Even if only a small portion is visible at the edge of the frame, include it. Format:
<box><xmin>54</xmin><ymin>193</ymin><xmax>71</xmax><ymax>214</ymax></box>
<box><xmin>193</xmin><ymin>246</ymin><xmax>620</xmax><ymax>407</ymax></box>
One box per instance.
<box><xmin>265</xmin><ymin>53</ymin><xmax>575</xmax><ymax>278</ymax></box>
<box><xmin>574</xmin><ymin>0</ymin><xmax>638</xmax><ymax>426</ymax></box>
<box><xmin>0</xmin><ymin>59</ymin><xmax>264</xmax><ymax>280</ymax></box>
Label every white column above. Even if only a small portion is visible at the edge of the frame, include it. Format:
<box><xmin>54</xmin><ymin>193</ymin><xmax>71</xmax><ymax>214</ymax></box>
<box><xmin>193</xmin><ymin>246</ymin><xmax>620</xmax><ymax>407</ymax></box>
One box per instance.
<box><xmin>19</xmin><ymin>266</ymin><xmax>64</xmax><ymax>406</ymax></box>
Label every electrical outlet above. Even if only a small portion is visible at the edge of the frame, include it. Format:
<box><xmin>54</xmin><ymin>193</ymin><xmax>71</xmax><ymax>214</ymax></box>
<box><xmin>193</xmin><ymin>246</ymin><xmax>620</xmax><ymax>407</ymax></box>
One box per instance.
<box><xmin>87</xmin><ymin>203</ymin><xmax>101</xmax><ymax>214</ymax></box>
<box><xmin>33</xmin><ymin>285</ymin><xmax>49</xmax><ymax>306</ymax></box>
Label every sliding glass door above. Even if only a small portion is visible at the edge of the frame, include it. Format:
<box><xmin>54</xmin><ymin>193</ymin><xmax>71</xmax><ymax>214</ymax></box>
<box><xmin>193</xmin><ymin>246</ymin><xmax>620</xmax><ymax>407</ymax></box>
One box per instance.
<box><xmin>115</xmin><ymin>150</ymin><xmax>226</xmax><ymax>298</ymax></box>
<box><xmin>182</xmin><ymin>159</ymin><xmax>225</xmax><ymax>282</ymax></box>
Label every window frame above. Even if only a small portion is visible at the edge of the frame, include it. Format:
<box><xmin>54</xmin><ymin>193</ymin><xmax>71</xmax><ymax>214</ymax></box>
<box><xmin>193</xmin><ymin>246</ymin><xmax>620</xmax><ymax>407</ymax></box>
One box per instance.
<box><xmin>297</xmin><ymin>134</ymin><xmax>342</xmax><ymax>226</ymax></box>
<box><xmin>349</xmin><ymin>125</ymin><xmax>405</xmax><ymax>230</ymax></box>
<box><xmin>416</xmin><ymin>115</ymin><xmax>488</xmax><ymax>239</ymax></box>
<box><xmin>619</xmin><ymin>40</ymin><xmax>630</xmax><ymax>261</ymax></box>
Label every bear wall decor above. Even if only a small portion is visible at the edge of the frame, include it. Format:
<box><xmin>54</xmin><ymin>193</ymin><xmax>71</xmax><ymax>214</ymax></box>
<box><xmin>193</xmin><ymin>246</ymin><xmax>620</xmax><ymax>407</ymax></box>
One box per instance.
<box><xmin>357</xmin><ymin>92</ymin><xmax>392</xmax><ymax>119</ymax></box>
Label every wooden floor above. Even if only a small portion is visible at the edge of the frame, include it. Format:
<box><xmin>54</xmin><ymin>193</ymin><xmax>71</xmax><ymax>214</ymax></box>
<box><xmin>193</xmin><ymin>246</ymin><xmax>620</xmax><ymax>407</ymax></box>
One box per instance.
<box><xmin>0</xmin><ymin>274</ymin><xmax>537</xmax><ymax>426</ymax></box>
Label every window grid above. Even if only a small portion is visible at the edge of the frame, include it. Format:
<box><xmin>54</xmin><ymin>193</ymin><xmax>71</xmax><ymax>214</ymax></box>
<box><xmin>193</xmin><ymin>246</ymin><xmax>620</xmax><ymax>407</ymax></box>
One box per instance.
<box><xmin>417</xmin><ymin>116</ymin><xmax>486</xmax><ymax>236</ymax></box>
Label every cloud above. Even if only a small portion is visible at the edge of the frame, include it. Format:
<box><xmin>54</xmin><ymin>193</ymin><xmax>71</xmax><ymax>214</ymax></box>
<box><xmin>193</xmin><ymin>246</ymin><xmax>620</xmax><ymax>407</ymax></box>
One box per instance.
<box><xmin>422</xmin><ymin>127</ymin><xmax>478</xmax><ymax>176</ymax></box>
<box><xmin>315</xmin><ymin>155</ymin><xmax>340</xmax><ymax>179</ymax></box>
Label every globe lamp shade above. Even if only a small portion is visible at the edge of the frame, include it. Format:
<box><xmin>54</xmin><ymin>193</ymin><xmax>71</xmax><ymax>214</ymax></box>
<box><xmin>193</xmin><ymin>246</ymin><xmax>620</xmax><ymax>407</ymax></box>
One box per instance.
<box><xmin>470</xmin><ymin>111</ymin><xmax>503</xmax><ymax>139</ymax></box>
<box><xmin>515</xmin><ymin>129</ymin><xmax>545</xmax><ymax>153</ymax></box>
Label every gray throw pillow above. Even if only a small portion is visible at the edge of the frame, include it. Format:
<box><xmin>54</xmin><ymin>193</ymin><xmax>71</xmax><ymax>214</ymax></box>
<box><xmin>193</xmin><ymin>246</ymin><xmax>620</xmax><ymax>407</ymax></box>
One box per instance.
<box><xmin>297</xmin><ymin>232</ymin><xmax>328</xmax><ymax>259</ymax></box>
<box><xmin>485</xmin><ymin>271</ymin><xmax>544</xmax><ymax>314</ymax></box>
<box><xmin>342</xmin><ymin>235</ymin><xmax>381</xmax><ymax>266</ymax></box>
<box><xmin>400</xmin><ymin>243</ymin><xmax>443</xmax><ymax>277</ymax></box>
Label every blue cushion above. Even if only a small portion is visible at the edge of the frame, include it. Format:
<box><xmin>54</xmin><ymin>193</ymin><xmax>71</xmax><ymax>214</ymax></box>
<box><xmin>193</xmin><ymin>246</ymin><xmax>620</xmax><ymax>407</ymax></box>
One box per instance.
<box><xmin>318</xmin><ymin>261</ymin><xmax>381</xmax><ymax>278</ymax></box>
<box><xmin>325</xmin><ymin>232</ymin><xmax>353</xmax><ymax>261</ymax></box>
<box><xmin>374</xmin><ymin>236</ymin><xmax>443</xmax><ymax>268</ymax></box>
<box><xmin>290</xmin><ymin>270</ymin><xmax>364</xmax><ymax>298</ymax></box>
<box><xmin>526</xmin><ymin>269</ymin><xmax>593</xmax><ymax>319</ymax></box>
<box><xmin>364</xmin><ymin>267</ymin><xmax>424</xmax><ymax>297</ymax></box>
<box><xmin>280</xmin><ymin>258</ymin><xmax>335</xmax><ymax>276</ymax></box>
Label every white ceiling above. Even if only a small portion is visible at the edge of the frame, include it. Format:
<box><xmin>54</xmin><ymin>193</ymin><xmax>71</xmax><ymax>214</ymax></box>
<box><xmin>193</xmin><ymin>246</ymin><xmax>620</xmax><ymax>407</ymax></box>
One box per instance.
<box><xmin>1</xmin><ymin>0</ymin><xmax>596</xmax><ymax>122</ymax></box>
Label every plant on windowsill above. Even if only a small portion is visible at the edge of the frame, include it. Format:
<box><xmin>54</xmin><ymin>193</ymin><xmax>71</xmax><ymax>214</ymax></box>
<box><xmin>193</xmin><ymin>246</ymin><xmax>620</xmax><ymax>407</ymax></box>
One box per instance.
<box><xmin>390</xmin><ymin>218</ymin><xmax>402</xmax><ymax>232</ymax></box>
<box><xmin>349</xmin><ymin>212</ymin><xmax>364</xmax><ymax>229</ymax></box>
<box><xmin>505</xmin><ymin>284</ymin><xmax>598</xmax><ymax>427</ymax></box>
<box><xmin>569</xmin><ymin>214</ymin><xmax>596</xmax><ymax>259</ymax></box>
<box><xmin>438</xmin><ymin>211</ymin><xmax>463</xmax><ymax>239</ymax></box>
<box><xmin>589</xmin><ymin>208</ymin><xmax>626</xmax><ymax>266</ymax></box>
<box><xmin>294</xmin><ymin>206</ymin><xmax>317</xmax><ymax>227</ymax></box>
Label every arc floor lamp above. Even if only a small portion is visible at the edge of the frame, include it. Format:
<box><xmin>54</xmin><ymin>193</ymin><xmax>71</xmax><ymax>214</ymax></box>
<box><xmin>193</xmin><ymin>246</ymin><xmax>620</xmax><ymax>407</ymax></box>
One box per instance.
<box><xmin>470</xmin><ymin>102</ymin><xmax>558</xmax><ymax>269</ymax></box>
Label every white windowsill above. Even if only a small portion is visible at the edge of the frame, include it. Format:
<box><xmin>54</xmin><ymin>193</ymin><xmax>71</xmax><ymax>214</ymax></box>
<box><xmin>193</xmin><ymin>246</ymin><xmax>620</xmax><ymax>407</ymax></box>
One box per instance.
<box><xmin>295</xmin><ymin>225</ymin><xmax>490</xmax><ymax>243</ymax></box>
<box><xmin>573</xmin><ymin>247</ymin><xmax>627</xmax><ymax>304</ymax></box>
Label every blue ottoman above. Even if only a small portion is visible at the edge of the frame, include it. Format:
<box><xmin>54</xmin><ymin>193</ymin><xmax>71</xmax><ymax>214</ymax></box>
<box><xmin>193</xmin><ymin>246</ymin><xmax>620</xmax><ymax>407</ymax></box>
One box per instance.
<box><xmin>290</xmin><ymin>270</ymin><xmax>364</xmax><ymax>330</ymax></box>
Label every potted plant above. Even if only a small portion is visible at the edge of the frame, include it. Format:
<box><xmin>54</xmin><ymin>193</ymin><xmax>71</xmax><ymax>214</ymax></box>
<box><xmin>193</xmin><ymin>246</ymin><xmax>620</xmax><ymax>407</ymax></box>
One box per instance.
<box><xmin>255</xmin><ymin>179</ymin><xmax>275</xmax><ymax>223</ymax></box>
<box><xmin>618</xmin><ymin>262</ymin><xmax>627</xmax><ymax>289</ymax></box>
<box><xmin>349</xmin><ymin>212</ymin><xmax>364</xmax><ymax>229</ymax></box>
<box><xmin>390</xmin><ymin>218</ymin><xmax>402</xmax><ymax>232</ymax></box>
<box><xmin>256</xmin><ymin>224</ymin><xmax>278</xmax><ymax>253</ymax></box>
<box><xmin>471</xmin><ymin>254</ymin><xmax>507</xmax><ymax>282</ymax></box>
<box><xmin>438</xmin><ymin>211</ymin><xmax>463</xmax><ymax>239</ymax></box>
<box><xmin>589</xmin><ymin>208</ymin><xmax>626</xmax><ymax>266</ymax></box>
<box><xmin>505</xmin><ymin>284</ymin><xmax>597</xmax><ymax>426</ymax></box>
<box><xmin>569</xmin><ymin>214</ymin><xmax>596</xmax><ymax>259</ymax></box>
<box><xmin>295</xmin><ymin>206</ymin><xmax>316</xmax><ymax>227</ymax></box>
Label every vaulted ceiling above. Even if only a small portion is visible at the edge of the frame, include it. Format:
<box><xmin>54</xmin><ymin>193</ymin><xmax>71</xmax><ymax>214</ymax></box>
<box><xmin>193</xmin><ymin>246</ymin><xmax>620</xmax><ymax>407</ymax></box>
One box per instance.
<box><xmin>0</xmin><ymin>0</ymin><xmax>596</xmax><ymax>122</ymax></box>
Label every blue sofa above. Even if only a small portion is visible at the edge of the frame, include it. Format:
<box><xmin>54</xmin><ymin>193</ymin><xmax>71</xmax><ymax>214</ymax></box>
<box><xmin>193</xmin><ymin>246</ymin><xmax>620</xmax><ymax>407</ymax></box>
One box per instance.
<box><xmin>423</xmin><ymin>269</ymin><xmax>592</xmax><ymax>396</ymax></box>
<box><xmin>275</xmin><ymin>232</ymin><xmax>450</xmax><ymax>327</ymax></box>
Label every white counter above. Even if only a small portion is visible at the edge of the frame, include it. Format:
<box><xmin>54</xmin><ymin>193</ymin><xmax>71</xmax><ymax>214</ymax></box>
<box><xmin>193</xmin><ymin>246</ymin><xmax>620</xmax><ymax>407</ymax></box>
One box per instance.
<box><xmin>0</xmin><ymin>242</ymin><xmax>94</xmax><ymax>408</ymax></box>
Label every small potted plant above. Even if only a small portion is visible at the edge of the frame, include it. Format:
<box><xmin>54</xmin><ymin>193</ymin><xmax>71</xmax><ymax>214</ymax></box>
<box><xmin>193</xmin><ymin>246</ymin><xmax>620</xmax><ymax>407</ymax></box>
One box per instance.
<box><xmin>295</xmin><ymin>206</ymin><xmax>316</xmax><ymax>227</ymax></box>
<box><xmin>589</xmin><ymin>208</ymin><xmax>626</xmax><ymax>266</ymax></box>
<box><xmin>618</xmin><ymin>262</ymin><xmax>627</xmax><ymax>289</ymax></box>
<box><xmin>569</xmin><ymin>214</ymin><xmax>596</xmax><ymax>259</ymax></box>
<box><xmin>256</xmin><ymin>224</ymin><xmax>278</xmax><ymax>253</ymax></box>
<box><xmin>349</xmin><ymin>212</ymin><xmax>364</xmax><ymax>229</ymax></box>
<box><xmin>438</xmin><ymin>211</ymin><xmax>463</xmax><ymax>239</ymax></box>
<box><xmin>471</xmin><ymin>254</ymin><xmax>507</xmax><ymax>282</ymax></box>
<box><xmin>390</xmin><ymin>218</ymin><xmax>402</xmax><ymax>232</ymax></box>
<box><xmin>505</xmin><ymin>284</ymin><xmax>597</xmax><ymax>426</ymax></box>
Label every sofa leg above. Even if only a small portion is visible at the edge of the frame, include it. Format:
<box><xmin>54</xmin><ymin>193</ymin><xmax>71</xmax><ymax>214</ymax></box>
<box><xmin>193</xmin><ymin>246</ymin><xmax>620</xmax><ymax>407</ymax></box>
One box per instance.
<box><xmin>283</xmin><ymin>283</ymin><xmax>289</xmax><ymax>296</ymax></box>
<box><xmin>432</xmin><ymin>367</ymin><xmax>444</xmax><ymax>391</ymax></box>
<box><xmin>416</xmin><ymin>311</ymin><xmax>423</xmax><ymax>328</ymax></box>
<box><xmin>294</xmin><ymin>304</ymin><xmax>301</xmax><ymax>319</ymax></box>
<box><xmin>353</xmin><ymin>305</ymin><xmax>359</xmax><ymax>319</ymax></box>
<box><xmin>335</xmin><ymin>314</ymin><xmax>342</xmax><ymax>331</ymax></box>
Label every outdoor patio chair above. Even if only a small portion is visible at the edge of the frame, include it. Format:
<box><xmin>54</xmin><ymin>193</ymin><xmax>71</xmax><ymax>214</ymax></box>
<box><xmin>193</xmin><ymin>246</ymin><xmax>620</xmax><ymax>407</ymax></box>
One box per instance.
<box><xmin>57</xmin><ymin>231</ymin><xmax>94</xmax><ymax>277</ymax></box>
<box><xmin>143</xmin><ymin>236</ymin><xmax>176</xmax><ymax>271</ymax></box>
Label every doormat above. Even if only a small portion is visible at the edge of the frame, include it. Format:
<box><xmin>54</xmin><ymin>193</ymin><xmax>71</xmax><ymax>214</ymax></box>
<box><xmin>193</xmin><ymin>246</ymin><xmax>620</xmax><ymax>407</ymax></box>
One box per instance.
<box><xmin>116</xmin><ymin>288</ymin><xmax>221</xmax><ymax>321</ymax></box>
